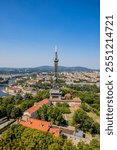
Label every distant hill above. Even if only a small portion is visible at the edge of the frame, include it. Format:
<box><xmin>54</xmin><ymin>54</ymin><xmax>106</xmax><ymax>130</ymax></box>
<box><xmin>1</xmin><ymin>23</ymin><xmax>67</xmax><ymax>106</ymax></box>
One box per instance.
<box><xmin>0</xmin><ymin>66</ymin><xmax>99</xmax><ymax>74</ymax></box>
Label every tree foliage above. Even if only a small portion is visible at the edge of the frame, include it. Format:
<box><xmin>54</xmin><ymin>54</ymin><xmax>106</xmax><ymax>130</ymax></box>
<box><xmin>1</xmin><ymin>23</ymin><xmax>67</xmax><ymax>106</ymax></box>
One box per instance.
<box><xmin>81</xmin><ymin>103</ymin><xmax>91</xmax><ymax>112</ymax></box>
<box><xmin>36</xmin><ymin>90</ymin><xmax>50</xmax><ymax>100</ymax></box>
<box><xmin>72</xmin><ymin>109</ymin><xmax>100</xmax><ymax>134</ymax></box>
<box><xmin>67</xmin><ymin>84</ymin><xmax>100</xmax><ymax>93</ymax></box>
<box><xmin>77</xmin><ymin>139</ymin><xmax>100</xmax><ymax>150</ymax></box>
<box><xmin>0</xmin><ymin>124</ymin><xmax>100</xmax><ymax>150</ymax></box>
<box><xmin>60</xmin><ymin>86</ymin><xmax>100</xmax><ymax>115</ymax></box>
<box><xmin>38</xmin><ymin>104</ymin><xmax>68</xmax><ymax>126</ymax></box>
<box><xmin>0</xmin><ymin>94</ymin><xmax>36</xmax><ymax>119</ymax></box>
<box><xmin>0</xmin><ymin>124</ymin><xmax>73</xmax><ymax>150</ymax></box>
<box><xmin>10</xmin><ymin>107</ymin><xmax>22</xmax><ymax>119</ymax></box>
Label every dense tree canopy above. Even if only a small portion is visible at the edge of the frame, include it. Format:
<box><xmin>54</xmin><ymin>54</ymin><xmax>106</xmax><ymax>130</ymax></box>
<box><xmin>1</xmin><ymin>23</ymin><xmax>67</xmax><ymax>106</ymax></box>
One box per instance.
<box><xmin>32</xmin><ymin>81</ymin><xmax>52</xmax><ymax>90</ymax></box>
<box><xmin>0</xmin><ymin>82</ymin><xmax>100</xmax><ymax>149</ymax></box>
<box><xmin>10</xmin><ymin>107</ymin><xmax>22</xmax><ymax>119</ymax></box>
<box><xmin>0</xmin><ymin>94</ymin><xmax>36</xmax><ymax>119</ymax></box>
<box><xmin>0</xmin><ymin>124</ymin><xmax>100</xmax><ymax>150</ymax></box>
<box><xmin>77</xmin><ymin>139</ymin><xmax>100</xmax><ymax>150</ymax></box>
<box><xmin>36</xmin><ymin>90</ymin><xmax>50</xmax><ymax>100</ymax></box>
<box><xmin>72</xmin><ymin>109</ymin><xmax>100</xmax><ymax>134</ymax></box>
<box><xmin>60</xmin><ymin>86</ymin><xmax>100</xmax><ymax>116</ymax></box>
<box><xmin>67</xmin><ymin>84</ymin><xmax>100</xmax><ymax>93</ymax></box>
<box><xmin>38</xmin><ymin>103</ymin><xmax>70</xmax><ymax>126</ymax></box>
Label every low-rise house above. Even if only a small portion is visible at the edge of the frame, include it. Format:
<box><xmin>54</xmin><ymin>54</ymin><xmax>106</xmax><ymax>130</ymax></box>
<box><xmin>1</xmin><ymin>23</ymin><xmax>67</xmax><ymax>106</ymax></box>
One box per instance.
<box><xmin>23</xmin><ymin>99</ymin><xmax>50</xmax><ymax>119</ymax></box>
<box><xmin>52</xmin><ymin>125</ymin><xmax>85</xmax><ymax>139</ymax></box>
<box><xmin>50</xmin><ymin>97</ymin><xmax>81</xmax><ymax>107</ymax></box>
<box><xmin>26</xmin><ymin>80</ymin><xmax>37</xmax><ymax>85</ymax></box>
<box><xmin>19</xmin><ymin>118</ymin><xmax>61</xmax><ymax>137</ymax></box>
<box><xmin>72</xmin><ymin>104</ymin><xmax>80</xmax><ymax>109</ymax></box>
<box><xmin>19</xmin><ymin>96</ymin><xmax>81</xmax><ymax>138</ymax></box>
<box><xmin>74</xmin><ymin>130</ymin><xmax>85</xmax><ymax>138</ymax></box>
<box><xmin>65</xmin><ymin>93</ymin><xmax>71</xmax><ymax>100</ymax></box>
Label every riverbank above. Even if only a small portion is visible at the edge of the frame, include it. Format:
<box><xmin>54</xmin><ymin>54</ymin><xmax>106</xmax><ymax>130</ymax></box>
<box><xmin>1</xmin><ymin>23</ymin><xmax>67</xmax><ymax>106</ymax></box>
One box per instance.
<box><xmin>2</xmin><ymin>89</ymin><xmax>8</xmax><ymax>94</ymax></box>
<box><xmin>0</xmin><ymin>78</ymin><xmax>16</xmax><ymax>97</ymax></box>
<box><xmin>0</xmin><ymin>85</ymin><xmax>8</xmax><ymax>97</ymax></box>
<box><xmin>0</xmin><ymin>80</ymin><xmax>8</xmax><ymax>84</ymax></box>
<box><xmin>2</xmin><ymin>88</ymin><xmax>16</xmax><ymax>96</ymax></box>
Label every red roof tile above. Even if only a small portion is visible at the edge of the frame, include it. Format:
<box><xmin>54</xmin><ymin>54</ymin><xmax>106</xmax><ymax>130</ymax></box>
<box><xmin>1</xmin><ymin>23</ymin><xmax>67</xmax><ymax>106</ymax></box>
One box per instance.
<box><xmin>73</xmin><ymin>97</ymin><xmax>81</xmax><ymax>102</ymax></box>
<box><xmin>25</xmin><ymin>99</ymin><xmax>49</xmax><ymax>114</ymax></box>
<box><xmin>19</xmin><ymin>118</ymin><xmax>60</xmax><ymax>137</ymax></box>
<box><xmin>73</xmin><ymin>104</ymin><xmax>80</xmax><ymax>109</ymax></box>
<box><xmin>19</xmin><ymin>118</ymin><xmax>51</xmax><ymax>131</ymax></box>
<box><xmin>49</xmin><ymin>127</ymin><xmax>61</xmax><ymax>137</ymax></box>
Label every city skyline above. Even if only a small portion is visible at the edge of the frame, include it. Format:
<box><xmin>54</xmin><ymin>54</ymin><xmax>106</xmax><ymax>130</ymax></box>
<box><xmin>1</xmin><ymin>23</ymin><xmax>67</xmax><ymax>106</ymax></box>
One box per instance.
<box><xmin>0</xmin><ymin>0</ymin><xmax>100</xmax><ymax>69</ymax></box>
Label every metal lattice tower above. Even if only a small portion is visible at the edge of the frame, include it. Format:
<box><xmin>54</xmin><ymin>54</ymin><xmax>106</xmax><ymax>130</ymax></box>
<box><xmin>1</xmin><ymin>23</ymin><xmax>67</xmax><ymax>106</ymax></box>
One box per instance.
<box><xmin>50</xmin><ymin>46</ymin><xmax>62</xmax><ymax>100</ymax></box>
<box><xmin>53</xmin><ymin>46</ymin><xmax>59</xmax><ymax>89</ymax></box>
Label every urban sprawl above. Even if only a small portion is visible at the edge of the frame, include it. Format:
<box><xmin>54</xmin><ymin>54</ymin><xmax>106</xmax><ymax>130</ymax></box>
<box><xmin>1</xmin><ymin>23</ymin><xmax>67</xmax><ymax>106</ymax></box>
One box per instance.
<box><xmin>0</xmin><ymin>49</ymin><xmax>100</xmax><ymax>149</ymax></box>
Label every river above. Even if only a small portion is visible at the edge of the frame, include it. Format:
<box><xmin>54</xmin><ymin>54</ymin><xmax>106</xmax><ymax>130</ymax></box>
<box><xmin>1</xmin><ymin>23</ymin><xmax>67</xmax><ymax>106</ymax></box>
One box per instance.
<box><xmin>0</xmin><ymin>78</ymin><xmax>16</xmax><ymax>97</ymax></box>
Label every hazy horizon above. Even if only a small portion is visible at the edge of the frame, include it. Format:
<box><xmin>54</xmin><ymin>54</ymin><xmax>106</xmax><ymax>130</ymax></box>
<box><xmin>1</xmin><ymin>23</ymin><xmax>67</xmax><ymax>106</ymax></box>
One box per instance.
<box><xmin>0</xmin><ymin>65</ymin><xmax>99</xmax><ymax>70</ymax></box>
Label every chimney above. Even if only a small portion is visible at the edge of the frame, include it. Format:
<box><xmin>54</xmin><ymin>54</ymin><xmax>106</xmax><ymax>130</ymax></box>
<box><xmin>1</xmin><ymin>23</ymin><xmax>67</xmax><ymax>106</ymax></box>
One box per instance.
<box><xmin>34</xmin><ymin>102</ymin><xmax>37</xmax><ymax>106</ymax></box>
<box><xmin>28</xmin><ymin>117</ymin><xmax>32</xmax><ymax>124</ymax></box>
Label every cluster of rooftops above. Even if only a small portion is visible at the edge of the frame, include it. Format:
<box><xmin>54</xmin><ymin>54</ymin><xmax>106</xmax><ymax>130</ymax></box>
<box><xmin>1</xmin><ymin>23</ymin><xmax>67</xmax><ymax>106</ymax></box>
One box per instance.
<box><xmin>18</xmin><ymin>96</ymin><xmax>81</xmax><ymax>137</ymax></box>
<box><xmin>17</xmin><ymin>50</ymin><xmax>87</xmax><ymax>139</ymax></box>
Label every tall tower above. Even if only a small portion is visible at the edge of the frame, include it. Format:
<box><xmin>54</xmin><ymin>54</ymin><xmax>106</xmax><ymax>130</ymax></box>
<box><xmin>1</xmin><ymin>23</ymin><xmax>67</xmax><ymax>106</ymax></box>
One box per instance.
<box><xmin>53</xmin><ymin>46</ymin><xmax>59</xmax><ymax>89</ymax></box>
<box><xmin>50</xmin><ymin>46</ymin><xmax>61</xmax><ymax>100</ymax></box>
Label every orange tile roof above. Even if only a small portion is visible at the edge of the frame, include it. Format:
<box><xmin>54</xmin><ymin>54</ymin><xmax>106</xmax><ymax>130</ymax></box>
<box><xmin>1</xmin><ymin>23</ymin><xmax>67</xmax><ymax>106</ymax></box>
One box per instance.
<box><xmin>19</xmin><ymin>118</ymin><xmax>60</xmax><ymax>137</ymax></box>
<box><xmin>19</xmin><ymin>118</ymin><xmax>51</xmax><ymax>131</ymax></box>
<box><xmin>73</xmin><ymin>97</ymin><xmax>81</xmax><ymax>102</ymax></box>
<box><xmin>25</xmin><ymin>99</ymin><xmax>49</xmax><ymax>114</ymax></box>
<box><xmin>73</xmin><ymin>104</ymin><xmax>80</xmax><ymax>109</ymax></box>
<box><xmin>49</xmin><ymin>127</ymin><xmax>61</xmax><ymax>137</ymax></box>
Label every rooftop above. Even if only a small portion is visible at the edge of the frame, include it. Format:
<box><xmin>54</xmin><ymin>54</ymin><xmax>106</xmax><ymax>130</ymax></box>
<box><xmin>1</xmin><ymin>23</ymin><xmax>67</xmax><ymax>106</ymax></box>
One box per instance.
<box><xmin>50</xmin><ymin>97</ymin><xmax>81</xmax><ymax>102</ymax></box>
<box><xmin>19</xmin><ymin>118</ymin><xmax>61</xmax><ymax>137</ymax></box>
<box><xmin>25</xmin><ymin>99</ymin><xmax>49</xmax><ymax>114</ymax></box>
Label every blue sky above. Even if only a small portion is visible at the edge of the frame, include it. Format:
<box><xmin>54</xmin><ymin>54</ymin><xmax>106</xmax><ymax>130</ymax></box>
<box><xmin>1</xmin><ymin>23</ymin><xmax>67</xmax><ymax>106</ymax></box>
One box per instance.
<box><xmin>0</xmin><ymin>0</ymin><xmax>100</xmax><ymax>69</ymax></box>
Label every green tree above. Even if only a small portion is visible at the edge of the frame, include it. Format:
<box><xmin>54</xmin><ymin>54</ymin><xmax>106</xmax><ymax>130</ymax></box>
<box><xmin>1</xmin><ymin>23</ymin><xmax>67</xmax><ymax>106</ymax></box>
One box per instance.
<box><xmin>24</xmin><ymin>93</ymin><xmax>33</xmax><ymax>100</ymax></box>
<box><xmin>38</xmin><ymin>104</ymin><xmax>48</xmax><ymax>120</ymax></box>
<box><xmin>14</xmin><ymin>94</ymin><xmax>23</xmax><ymax>104</ymax></box>
<box><xmin>81</xmin><ymin>103</ymin><xmax>91</xmax><ymax>112</ymax></box>
<box><xmin>2</xmin><ymin>96</ymin><xmax>15</xmax><ymax>106</ymax></box>
<box><xmin>72</xmin><ymin>109</ymin><xmax>99</xmax><ymax>134</ymax></box>
<box><xmin>0</xmin><ymin>105</ymin><xmax>6</xmax><ymax>118</ymax></box>
<box><xmin>47</xmin><ymin>106</ymin><xmax>66</xmax><ymax>125</ymax></box>
<box><xmin>89</xmin><ymin>139</ymin><xmax>100</xmax><ymax>150</ymax></box>
<box><xmin>36</xmin><ymin>90</ymin><xmax>49</xmax><ymax>100</ymax></box>
<box><xmin>0</xmin><ymin>97</ymin><xmax>3</xmax><ymax>105</ymax></box>
<box><xmin>48</xmin><ymin>143</ymin><xmax>61</xmax><ymax>150</ymax></box>
<box><xmin>6</xmin><ymin>104</ymin><xmax>14</xmax><ymax>118</ymax></box>
<box><xmin>0</xmin><ymin>124</ymin><xmax>100</xmax><ymax>150</ymax></box>
<box><xmin>38</xmin><ymin>105</ymin><xmax>66</xmax><ymax>126</ymax></box>
<box><xmin>62</xmin><ymin>140</ymin><xmax>78</xmax><ymax>150</ymax></box>
<box><xmin>10</xmin><ymin>107</ymin><xmax>22</xmax><ymax>119</ymax></box>
<box><xmin>20</xmin><ymin>100</ymin><xmax>34</xmax><ymax>112</ymax></box>
<box><xmin>60</xmin><ymin>87</ymin><xmax>72</xmax><ymax>96</ymax></box>
<box><xmin>77</xmin><ymin>141</ymin><xmax>90</xmax><ymax>150</ymax></box>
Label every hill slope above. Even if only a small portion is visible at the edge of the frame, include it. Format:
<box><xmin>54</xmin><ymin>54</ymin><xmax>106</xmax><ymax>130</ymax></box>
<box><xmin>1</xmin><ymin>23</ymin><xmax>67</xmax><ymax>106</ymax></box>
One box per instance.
<box><xmin>0</xmin><ymin>66</ymin><xmax>99</xmax><ymax>74</ymax></box>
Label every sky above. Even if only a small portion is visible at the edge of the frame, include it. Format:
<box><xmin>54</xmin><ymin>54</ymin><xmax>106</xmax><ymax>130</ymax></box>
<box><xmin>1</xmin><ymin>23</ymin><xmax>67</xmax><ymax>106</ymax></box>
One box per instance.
<box><xmin>0</xmin><ymin>0</ymin><xmax>100</xmax><ymax>69</ymax></box>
